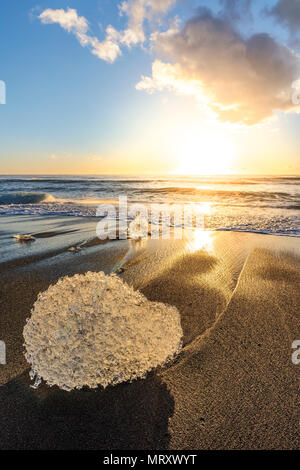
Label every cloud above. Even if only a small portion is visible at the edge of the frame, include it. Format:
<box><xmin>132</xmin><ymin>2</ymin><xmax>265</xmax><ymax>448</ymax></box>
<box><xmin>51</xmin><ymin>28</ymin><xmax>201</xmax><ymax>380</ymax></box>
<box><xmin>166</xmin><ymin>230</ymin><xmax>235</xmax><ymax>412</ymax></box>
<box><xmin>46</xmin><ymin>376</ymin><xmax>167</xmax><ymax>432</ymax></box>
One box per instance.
<box><xmin>119</xmin><ymin>0</ymin><xmax>177</xmax><ymax>46</ymax></box>
<box><xmin>136</xmin><ymin>7</ymin><xmax>300</xmax><ymax>124</ymax></box>
<box><xmin>39</xmin><ymin>8</ymin><xmax>89</xmax><ymax>34</ymax></box>
<box><xmin>119</xmin><ymin>0</ymin><xmax>147</xmax><ymax>46</ymax></box>
<box><xmin>76</xmin><ymin>26</ymin><xmax>121</xmax><ymax>63</ymax></box>
<box><xmin>39</xmin><ymin>2</ymin><xmax>176</xmax><ymax>62</ymax></box>
<box><xmin>267</xmin><ymin>0</ymin><xmax>300</xmax><ymax>35</ymax></box>
<box><xmin>136</xmin><ymin>59</ymin><xmax>208</xmax><ymax>100</ymax></box>
<box><xmin>39</xmin><ymin>8</ymin><xmax>121</xmax><ymax>63</ymax></box>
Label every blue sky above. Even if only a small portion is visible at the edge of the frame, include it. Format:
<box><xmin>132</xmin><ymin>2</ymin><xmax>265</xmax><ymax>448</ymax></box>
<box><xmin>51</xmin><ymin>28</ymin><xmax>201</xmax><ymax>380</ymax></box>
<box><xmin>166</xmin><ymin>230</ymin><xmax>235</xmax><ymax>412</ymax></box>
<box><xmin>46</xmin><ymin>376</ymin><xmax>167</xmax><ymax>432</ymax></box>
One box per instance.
<box><xmin>0</xmin><ymin>0</ymin><xmax>299</xmax><ymax>174</ymax></box>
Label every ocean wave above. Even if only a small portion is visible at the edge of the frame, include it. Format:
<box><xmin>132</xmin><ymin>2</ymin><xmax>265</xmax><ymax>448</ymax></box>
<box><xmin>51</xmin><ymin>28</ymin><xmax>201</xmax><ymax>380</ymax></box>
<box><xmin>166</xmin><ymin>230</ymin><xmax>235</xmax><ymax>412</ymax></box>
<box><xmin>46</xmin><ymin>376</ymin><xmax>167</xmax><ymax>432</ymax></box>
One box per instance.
<box><xmin>131</xmin><ymin>187</ymin><xmax>299</xmax><ymax>200</ymax></box>
<box><xmin>0</xmin><ymin>175</ymin><xmax>299</xmax><ymax>185</ymax></box>
<box><xmin>0</xmin><ymin>176</ymin><xmax>299</xmax><ymax>237</ymax></box>
<box><xmin>0</xmin><ymin>192</ymin><xmax>56</xmax><ymax>205</ymax></box>
<box><xmin>0</xmin><ymin>178</ymin><xmax>164</xmax><ymax>184</ymax></box>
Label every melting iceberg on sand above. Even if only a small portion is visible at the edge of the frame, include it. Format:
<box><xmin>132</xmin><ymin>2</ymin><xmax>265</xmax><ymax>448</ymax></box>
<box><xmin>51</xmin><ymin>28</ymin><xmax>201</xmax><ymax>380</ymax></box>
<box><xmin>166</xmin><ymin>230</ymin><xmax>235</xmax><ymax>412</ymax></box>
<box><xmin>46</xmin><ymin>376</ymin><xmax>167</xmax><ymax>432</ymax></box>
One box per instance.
<box><xmin>23</xmin><ymin>272</ymin><xmax>182</xmax><ymax>391</ymax></box>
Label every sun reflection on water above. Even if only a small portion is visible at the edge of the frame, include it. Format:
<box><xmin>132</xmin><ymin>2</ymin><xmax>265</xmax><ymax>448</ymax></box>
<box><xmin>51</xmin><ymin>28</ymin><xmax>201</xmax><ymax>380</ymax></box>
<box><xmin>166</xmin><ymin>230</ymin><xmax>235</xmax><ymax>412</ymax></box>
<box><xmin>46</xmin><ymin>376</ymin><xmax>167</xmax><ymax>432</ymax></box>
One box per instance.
<box><xmin>193</xmin><ymin>202</ymin><xmax>213</xmax><ymax>216</ymax></box>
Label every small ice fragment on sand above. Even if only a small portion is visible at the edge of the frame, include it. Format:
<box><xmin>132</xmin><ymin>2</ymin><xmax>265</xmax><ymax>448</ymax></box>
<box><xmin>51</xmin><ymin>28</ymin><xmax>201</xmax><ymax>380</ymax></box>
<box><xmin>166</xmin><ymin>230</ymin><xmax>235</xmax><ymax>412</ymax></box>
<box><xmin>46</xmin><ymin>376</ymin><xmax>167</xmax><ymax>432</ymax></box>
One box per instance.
<box><xmin>13</xmin><ymin>234</ymin><xmax>35</xmax><ymax>242</ymax></box>
<box><xmin>23</xmin><ymin>271</ymin><xmax>182</xmax><ymax>391</ymax></box>
<box><xmin>68</xmin><ymin>246</ymin><xmax>81</xmax><ymax>253</ymax></box>
<box><xmin>30</xmin><ymin>376</ymin><xmax>42</xmax><ymax>389</ymax></box>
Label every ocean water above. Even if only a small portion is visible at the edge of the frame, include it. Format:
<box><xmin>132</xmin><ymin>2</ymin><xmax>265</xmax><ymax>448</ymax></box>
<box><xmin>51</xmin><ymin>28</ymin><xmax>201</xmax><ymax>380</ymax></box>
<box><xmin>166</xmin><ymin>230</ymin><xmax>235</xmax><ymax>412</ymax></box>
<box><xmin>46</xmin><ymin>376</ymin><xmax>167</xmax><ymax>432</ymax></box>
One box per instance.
<box><xmin>0</xmin><ymin>175</ymin><xmax>299</xmax><ymax>237</ymax></box>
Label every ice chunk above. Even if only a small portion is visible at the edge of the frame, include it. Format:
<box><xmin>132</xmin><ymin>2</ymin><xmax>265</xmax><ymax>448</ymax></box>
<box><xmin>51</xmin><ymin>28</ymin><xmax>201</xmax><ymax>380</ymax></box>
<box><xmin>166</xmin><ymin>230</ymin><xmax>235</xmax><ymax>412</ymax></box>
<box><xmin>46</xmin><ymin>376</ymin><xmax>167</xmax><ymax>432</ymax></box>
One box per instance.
<box><xmin>23</xmin><ymin>272</ymin><xmax>182</xmax><ymax>391</ymax></box>
<box><xmin>68</xmin><ymin>246</ymin><xmax>81</xmax><ymax>253</ymax></box>
<box><xmin>30</xmin><ymin>376</ymin><xmax>42</xmax><ymax>389</ymax></box>
<box><xmin>13</xmin><ymin>234</ymin><xmax>36</xmax><ymax>242</ymax></box>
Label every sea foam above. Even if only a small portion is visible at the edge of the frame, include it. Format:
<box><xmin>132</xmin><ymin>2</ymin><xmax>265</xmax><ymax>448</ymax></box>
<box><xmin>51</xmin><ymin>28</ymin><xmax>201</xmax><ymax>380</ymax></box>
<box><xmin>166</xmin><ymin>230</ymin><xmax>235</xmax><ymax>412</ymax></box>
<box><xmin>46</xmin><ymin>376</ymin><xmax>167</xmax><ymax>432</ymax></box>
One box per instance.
<box><xmin>23</xmin><ymin>272</ymin><xmax>182</xmax><ymax>391</ymax></box>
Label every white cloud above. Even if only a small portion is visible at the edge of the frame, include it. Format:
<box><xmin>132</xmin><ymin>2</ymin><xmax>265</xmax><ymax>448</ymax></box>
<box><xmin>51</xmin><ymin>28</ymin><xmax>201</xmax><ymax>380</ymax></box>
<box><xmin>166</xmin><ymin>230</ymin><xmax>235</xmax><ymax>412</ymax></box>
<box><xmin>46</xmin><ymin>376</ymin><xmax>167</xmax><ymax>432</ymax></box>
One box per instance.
<box><xmin>119</xmin><ymin>0</ymin><xmax>177</xmax><ymax>46</ymax></box>
<box><xmin>76</xmin><ymin>26</ymin><xmax>121</xmax><ymax>63</ymax></box>
<box><xmin>119</xmin><ymin>0</ymin><xmax>146</xmax><ymax>46</ymax></box>
<box><xmin>137</xmin><ymin>7</ymin><xmax>300</xmax><ymax>124</ymax></box>
<box><xmin>136</xmin><ymin>59</ymin><xmax>215</xmax><ymax>118</ymax></box>
<box><xmin>39</xmin><ymin>8</ymin><xmax>121</xmax><ymax>63</ymax></box>
<box><xmin>38</xmin><ymin>2</ymin><xmax>176</xmax><ymax>62</ymax></box>
<box><xmin>39</xmin><ymin>8</ymin><xmax>89</xmax><ymax>34</ymax></box>
<box><xmin>136</xmin><ymin>59</ymin><xmax>204</xmax><ymax>97</ymax></box>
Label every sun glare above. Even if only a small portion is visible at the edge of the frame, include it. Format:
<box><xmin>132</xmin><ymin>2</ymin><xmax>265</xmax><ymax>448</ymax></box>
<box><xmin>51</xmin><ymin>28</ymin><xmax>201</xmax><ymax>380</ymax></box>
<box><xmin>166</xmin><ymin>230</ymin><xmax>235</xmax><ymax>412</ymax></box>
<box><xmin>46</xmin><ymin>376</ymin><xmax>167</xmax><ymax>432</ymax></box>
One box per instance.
<box><xmin>186</xmin><ymin>230</ymin><xmax>215</xmax><ymax>254</ymax></box>
<box><xmin>174</xmin><ymin>131</ymin><xmax>235</xmax><ymax>175</ymax></box>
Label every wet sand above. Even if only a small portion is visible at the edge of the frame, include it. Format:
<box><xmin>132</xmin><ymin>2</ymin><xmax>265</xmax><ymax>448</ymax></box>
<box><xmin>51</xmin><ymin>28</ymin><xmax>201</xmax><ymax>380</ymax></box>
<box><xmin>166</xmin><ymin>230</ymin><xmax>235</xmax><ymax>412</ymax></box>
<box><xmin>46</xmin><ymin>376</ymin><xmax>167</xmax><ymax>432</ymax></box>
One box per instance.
<box><xmin>0</xmin><ymin>215</ymin><xmax>299</xmax><ymax>449</ymax></box>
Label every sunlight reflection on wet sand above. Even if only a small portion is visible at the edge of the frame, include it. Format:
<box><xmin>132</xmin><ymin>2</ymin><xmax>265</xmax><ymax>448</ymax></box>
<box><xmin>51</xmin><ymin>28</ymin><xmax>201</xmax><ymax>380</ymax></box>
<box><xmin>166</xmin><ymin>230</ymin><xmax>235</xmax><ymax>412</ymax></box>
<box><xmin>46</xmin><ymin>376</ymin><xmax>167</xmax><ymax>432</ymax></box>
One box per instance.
<box><xmin>186</xmin><ymin>230</ymin><xmax>215</xmax><ymax>254</ymax></box>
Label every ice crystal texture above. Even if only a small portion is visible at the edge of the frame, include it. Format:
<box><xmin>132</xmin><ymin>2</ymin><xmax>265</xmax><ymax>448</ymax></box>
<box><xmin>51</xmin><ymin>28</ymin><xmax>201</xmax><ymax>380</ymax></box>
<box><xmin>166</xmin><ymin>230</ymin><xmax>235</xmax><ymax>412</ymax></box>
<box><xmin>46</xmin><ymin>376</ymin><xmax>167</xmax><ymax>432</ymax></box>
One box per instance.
<box><xmin>23</xmin><ymin>272</ymin><xmax>182</xmax><ymax>391</ymax></box>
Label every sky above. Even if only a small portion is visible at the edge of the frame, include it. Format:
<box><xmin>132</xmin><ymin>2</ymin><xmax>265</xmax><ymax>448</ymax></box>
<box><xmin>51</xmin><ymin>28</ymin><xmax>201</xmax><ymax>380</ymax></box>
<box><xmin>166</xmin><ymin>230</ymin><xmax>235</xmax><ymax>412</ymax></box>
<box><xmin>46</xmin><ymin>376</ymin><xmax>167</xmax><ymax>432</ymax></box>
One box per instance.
<box><xmin>0</xmin><ymin>0</ymin><xmax>300</xmax><ymax>175</ymax></box>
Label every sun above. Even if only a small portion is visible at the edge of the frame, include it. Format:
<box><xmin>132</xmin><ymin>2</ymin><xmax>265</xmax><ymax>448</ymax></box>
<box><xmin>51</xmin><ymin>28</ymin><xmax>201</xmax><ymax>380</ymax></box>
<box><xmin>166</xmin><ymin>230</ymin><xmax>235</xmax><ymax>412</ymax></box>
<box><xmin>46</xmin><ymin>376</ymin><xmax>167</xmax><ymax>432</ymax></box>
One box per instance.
<box><xmin>174</xmin><ymin>130</ymin><xmax>235</xmax><ymax>175</ymax></box>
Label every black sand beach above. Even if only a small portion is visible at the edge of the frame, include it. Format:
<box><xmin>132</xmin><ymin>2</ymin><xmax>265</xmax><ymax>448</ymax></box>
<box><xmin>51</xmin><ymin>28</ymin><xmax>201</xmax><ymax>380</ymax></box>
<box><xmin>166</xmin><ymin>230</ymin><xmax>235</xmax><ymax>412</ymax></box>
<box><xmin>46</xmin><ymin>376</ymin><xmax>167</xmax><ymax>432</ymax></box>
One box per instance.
<box><xmin>0</xmin><ymin>215</ymin><xmax>299</xmax><ymax>449</ymax></box>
